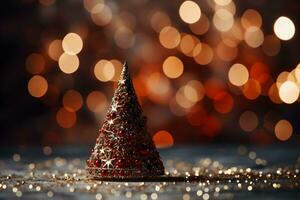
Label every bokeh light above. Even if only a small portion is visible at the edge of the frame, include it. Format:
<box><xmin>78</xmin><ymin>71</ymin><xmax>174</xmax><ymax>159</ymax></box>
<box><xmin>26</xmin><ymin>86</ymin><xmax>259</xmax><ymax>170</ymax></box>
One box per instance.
<box><xmin>94</xmin><ymin>60</ymin><xmax>115</xmax><ymax>82</ymax></box>
<box><xmin>26</xmin><ymin>53</ymin><xmax>45</xmax><ymax>74</ymax></box>
<box><xmin>262</xmin><ymin>35</ymin><xmax>281</xmax><ymax>56</ymax></box>
<box><xmin>213</xmin><ymin>92</ymin><xmax>234</xmax><ymax>114</ymax></box>
<box><xmin>239</xmin><ymin>111</ymin><xmax>258</xmax><ymax>132</ymax></box>
<box><xmin>228</xmin><ymin>63</ymin><xmax>249</xmax><ymax>86</ymax></box>
<box><xmin>193</xmin><ymin>43</ymin><xmax>213</xmax><ymax>65</ymax></box>
<box><xmin>146</xmin><ymin>72</ymin><xmax>171</xmax><ymax>104</ymax></box>
<box><xmin>273</xmin><ymin>16</ymin><xmax>295</xmax><ymax>40</ymax></box>
<box><xmin>204</xmin><ymin>78</ymin><xmax>226</xmax><ymax>100</ymax></box>
<box><xmin>241</xmin><ymin>9</ymin><xmax>262</xmax><ymax>29</ymax></box>
<box><xmin>244</xmin><ymin>26</ymin><xmax>264</xmax><ymax>48</ymax></box>
<box><xmin>86</xmin><ymin>91</ymin><xmax>107</xmax><ymax>113</ymax></box>
<box><xmin>152</xmin><ymin>130</ymin><xmax>174</xmax><ymax>148</ymax></box>
<box><xmin>17</xmin><ymin>0</ymin><xmax>300</xmax><ymax>145</ymax></box>
<box><xmin>176</xmin><ymin>85</ymin><xmax>197</xmax><ymax>109</ymax></box>
<box><xmin>183</xmin><ymin>85</ymin><xmax>198</xmax><ymax>103</ymax></box>
<box><xmin>276</xmin><ymin>71</ymin><xmax>290</xmax><ymax>88</ymax></box>
<box><xmin>162</xmin><ymin>56</ymin><xmax>184</xmax><ymax>79</ymax></box>
<box><xmin>110</xmin><ymin>59</ymin><xmax>123</xmax><ymax>82</ymax></box>
<box><xmin>189</xmin><ymin>14</ymin><xmax>210</xmax><ymax>35</ymax></box>
<box><xmin>90</xmin><ymin>3</ymin><xmax>112</xmax><ymax>26</ymax></box>
<box><xmin>186</xmin><ymin>80</ymin><xmax>205</xmax><ymax>101</ymax></box>
<box><xmin>243</xmin><ymin>79</ymin><xmax>261</xmax><ymax>100</ymax></box>
<box><xmin>56</xmin><ymin>107</ymin><xmax>76</xmax><ymax>128</ymax></box>
<box><xmin>159</xmin><ymin>26</ymin><xmax>181</xmax><ymax>49</ymax></box>
<box><xmin>63</xmin><ymin>90</ymin><xmax>83</xmax><ymax>112</ymax></box>
<box><xmin>274</xmin><ymin>120</ymin><xmax>293</xmax><ymax>141</ymax></box>
<box><xmin>150</xmin><ymin>11</ymin><xmax>171</xmax><ymax>32</ymax></box>
<box><xmin>48</xmin><ymin>39</ymin><xmax>63</xmax><ymax>61</ymax></box>
<box><xmin>83</xmin><ymin>0</ymin><xmax>103</xmax><ymax>12</ymax></box>
<box><xmin>268</xmin><ymin>83</ymin><xmax>282</xmax><ymax>104</ymax></box>
<box><xmin>27</xmin><ymin>75</ymin><xmax>48</xmax><ymax>98</ymax></box>
<box><xmin>214</xmin><ymin>0</ymin><xmax>231</xmax><ymax>6</ymax></box>
<box><xmin>114</xmin><ymin>27</ymin><xmax>135</xmax><ymax>49</ymax></box>
<box><xmin>216</xmin><ymin>41</ymin><xmax>237</xmax><ymax>61</ymax></box>
<box><xmin>62</xmin><ymin>33</ymin><xmax>83</xmax><ymax>55</ymax></box>
<box><xmin>179</xmin><ymin>1</ymin><xmax>201</xmax><ymax>24</ymax></box>
<box><xmin>278</xmin><ymin>81</ymin><xmax>299</xmax><ymax>104</ymax></box>
<box><xmin>213</xmin><ymin>9</ymin><xmax>234</xmax><ymax>32</ymax></box>
<box><xmin>179</xmin><ymin>34</ymin><xmax>196</xmax><ymax>55</ymax></box>
<box><xmin>250</xmin><ymin>62</ymin><xmax>269</xmax><ymax>84</ymax></box>
<box><xmin>58</xmin><ymin>53</ymin><xmax>79</xmax><ymax>74</ymax></box>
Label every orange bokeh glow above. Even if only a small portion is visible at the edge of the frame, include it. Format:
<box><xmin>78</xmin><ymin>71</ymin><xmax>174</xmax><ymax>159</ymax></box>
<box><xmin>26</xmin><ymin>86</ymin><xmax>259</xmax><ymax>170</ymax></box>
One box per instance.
<box><xmin>243</xmin><ymin>79</ymin><xmax>261</xmax><ymax>100</ymax></box>
<box><xmin>28</xmin><ymin>75</ymin><xmax>48</xmax><ymax>98</ymax></box>
<box><xmin>152</xmin><ymin>130</ymin><xmax>174</xmax><ymax>148</ymax></box>
<box><xmin>204</xmin><ymin>79</ymin><xmax>225</xmax><ymax>100</ymax></box>
<box><xmin>86</xmin><ymin>91</ymin><xmax>107</xmax><ymax>112</ymax></box>
<box><xmin>56</xmin><ymin>107</ymin><xmax>77</xmax><ymax>128</ymax></box>
<box><xmin>63</xmin><ymin>90</ymin><xmax>83</xmax><ymax>112</ymax></box>
<box><xmin>48</xmin><ymin>39</ymin><xmax>63</xmax><ymax>61</ymax></box>
<box><xmin>250</xmin><ymin>62</ymin><xmax>270</xmax><ymax>84</ymax></box>
<box><xmin>159</xmin><ymin>26</ymin><xmax>181</xmax><ymax>49</ymax></box>
<box><xmin>268</xmin><ymin>83</ymin><xmax>282</xmax><ymax>104</ymax></box>
<box><xmin>274</xmin><ymin>120</ymin><xmax>293</xmax><ymax>141</ymax></box>
<box><xmin>26</xmin><ymin>53</ymin><xmax>45</xmax><ymax>74</ymax></box>
<box><xmin>213</xmin><ymin>92</ymin><xmax>234</xmax><ymax>114</ymax></box>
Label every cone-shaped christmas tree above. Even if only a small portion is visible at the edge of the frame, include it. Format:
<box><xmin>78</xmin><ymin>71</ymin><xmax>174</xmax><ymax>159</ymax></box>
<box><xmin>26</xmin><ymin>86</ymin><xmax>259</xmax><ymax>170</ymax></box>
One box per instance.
<box><xmin>87</xmin><ymin>62</ymin><xmax>164</xmax><ymax>179</ymax></box>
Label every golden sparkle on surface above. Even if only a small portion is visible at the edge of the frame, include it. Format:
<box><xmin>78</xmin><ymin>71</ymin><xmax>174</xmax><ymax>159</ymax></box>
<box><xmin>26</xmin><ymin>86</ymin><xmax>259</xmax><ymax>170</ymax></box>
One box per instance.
<box><xmin>273</xmin><ymin>16</ymin><xmax>295</xmax><ymax>40</ymax></box>
<box><xmin>179</xmin><ymin>1</ymin><xmax>201</xmax><ymax>24</ymax></box>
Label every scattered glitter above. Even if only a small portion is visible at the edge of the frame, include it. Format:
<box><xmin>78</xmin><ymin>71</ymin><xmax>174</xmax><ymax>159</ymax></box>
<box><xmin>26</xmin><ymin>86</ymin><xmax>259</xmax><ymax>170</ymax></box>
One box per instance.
<box><xmin>12</xmin><ymin>154</ymin><xmax>21</xmax><ymax>162</ymax></box>
<box><xmin>95</xmin><ymin>193</ymin><xmax>102</xmax><ymax>200</ymax></box>
<box><xmin>47</xmin><ymin>191</ymin><xmax>54</xmax><ymax>197</ymax></box>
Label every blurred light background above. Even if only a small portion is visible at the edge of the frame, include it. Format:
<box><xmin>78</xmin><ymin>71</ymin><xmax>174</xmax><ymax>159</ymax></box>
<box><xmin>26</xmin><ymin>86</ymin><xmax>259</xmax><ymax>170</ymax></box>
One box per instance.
<box><xmin>1</xmin><ymin>0</ymin><xmax>300</xmax><ymax>147</ymax></box>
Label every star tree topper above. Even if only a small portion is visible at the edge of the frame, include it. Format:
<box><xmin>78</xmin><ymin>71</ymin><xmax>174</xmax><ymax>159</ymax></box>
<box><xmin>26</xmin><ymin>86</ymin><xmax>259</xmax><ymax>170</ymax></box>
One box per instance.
<box><xmin>87</xmin><ymin>62</ymin><xmax>165</xmax><ymax>179</ymax></box>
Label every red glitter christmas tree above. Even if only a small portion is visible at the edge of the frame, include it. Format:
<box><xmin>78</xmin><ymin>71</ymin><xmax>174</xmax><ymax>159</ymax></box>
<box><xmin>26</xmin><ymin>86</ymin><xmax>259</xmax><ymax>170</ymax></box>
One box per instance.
<box><xmin>86</xmin><ymin>62</ymin><xmax>164</xmax><ymax>179</ymax></box>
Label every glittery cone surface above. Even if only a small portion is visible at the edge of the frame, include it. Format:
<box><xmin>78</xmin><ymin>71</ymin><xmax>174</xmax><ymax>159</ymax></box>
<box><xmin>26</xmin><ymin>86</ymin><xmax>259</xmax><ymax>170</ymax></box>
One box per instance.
<box><xmin>86</xmin><ymin>62</ymin><xmax>164</xmax><ymax>179</ymax></box>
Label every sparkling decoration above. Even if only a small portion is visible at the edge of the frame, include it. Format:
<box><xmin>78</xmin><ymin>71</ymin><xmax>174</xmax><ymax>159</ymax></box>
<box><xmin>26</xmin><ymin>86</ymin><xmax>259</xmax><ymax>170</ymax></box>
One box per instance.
<box><xmin>0</xmin><ymin>146</ymin><xmax>299</xmax><ymax>199</ymax></box>
<box><xmin>86</xmin><ymin>62</ymin><xmax>165</xmax><ymax>179</ymax></box>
